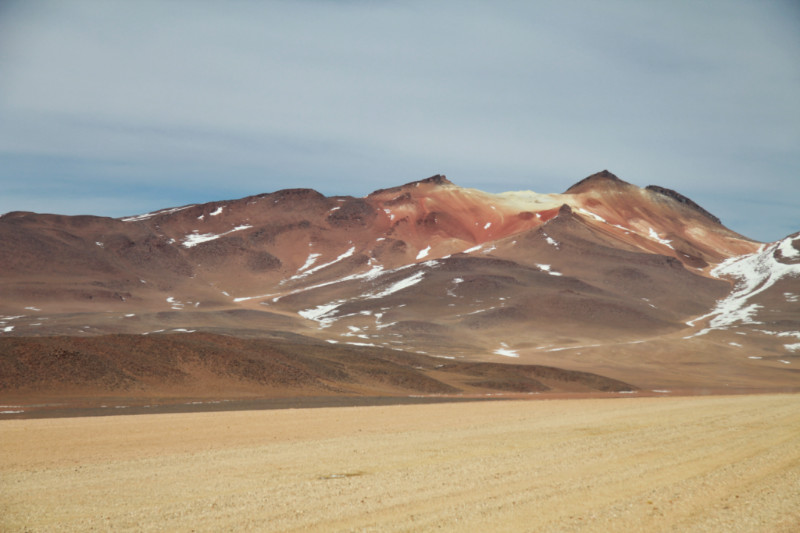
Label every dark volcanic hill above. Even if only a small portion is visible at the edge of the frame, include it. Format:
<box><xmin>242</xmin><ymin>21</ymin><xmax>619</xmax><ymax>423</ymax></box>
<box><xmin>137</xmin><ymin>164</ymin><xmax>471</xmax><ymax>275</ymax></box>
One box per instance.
<box><xmin>1</xmin><ymin>171</ymin><xmax>799</xmax><ymax>408</ymax></box>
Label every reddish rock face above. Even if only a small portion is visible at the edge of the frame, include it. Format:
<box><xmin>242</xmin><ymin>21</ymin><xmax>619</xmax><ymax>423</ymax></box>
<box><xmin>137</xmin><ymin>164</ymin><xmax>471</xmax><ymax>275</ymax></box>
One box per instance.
<box><xmin>1</xmin><ymin>171</ymin><xmax>797</xmax><ymax>399</ymax></box>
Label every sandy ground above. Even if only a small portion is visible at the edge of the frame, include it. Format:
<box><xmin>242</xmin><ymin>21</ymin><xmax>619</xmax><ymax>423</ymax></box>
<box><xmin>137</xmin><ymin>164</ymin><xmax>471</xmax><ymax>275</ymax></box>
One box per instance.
<box><xmin>2</xmin><ymin>394</ymin><xmax>799</xmax><ymax>532</ymax></box>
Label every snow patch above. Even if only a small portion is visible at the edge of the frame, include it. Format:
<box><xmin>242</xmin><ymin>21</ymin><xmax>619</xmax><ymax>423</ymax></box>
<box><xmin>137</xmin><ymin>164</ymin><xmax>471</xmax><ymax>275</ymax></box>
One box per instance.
<box><xmin>264</xmin><ymin>262</ymin><xmax>388</xmax><ymax>303</ymax></box>
<box><xmin>298</xmin><ymin>301</ymin><xmax>346</xmax><ymax>328</ymax></box>
<box><xmin>536</xmin><ymin>263</ymin><xmax>562</xmax><ymax>276</ymax></box>
<box><xmin>544</xmin><ymin>234</ymin><xmax>559</xmax><ymax>248</ymax></box>
<box><xmin>416</xmin><ymin>246</ymin><xmax>431</xmax><ymax>260</ymax></box>
<box><xmin>210</xmin><ymin>206</ymin><xmax>225</xmax><ymax>216</ymax></box>
<box><xmin>182</xmin><ymin>225</ymin><xmax>252</xmax><ymax>247</ymax></box>
<box><xmin>648</xmin><ymin>227</ymin><xmax>674</xmax><ymax>249</ymax></box>
<box><xmin>293</xmin><ymin>247</ymin><xmax>355</xmax><ymax>279</ymax></box>
<box><xmin>576</xmin><ymin>208</ymin><xmax>607</xmax><ymax>224</ymax></box>
<box><xmin>366</xmin><ymin>271</ymin><xmax>425</xmax><ymax>299</ymax></box>
<box><xmin>296</xmin><ymin>263</ymin><xmax>436</xmax><ymax>327</ymax></box>
<box><xmin>778</xmin><ymin>235</ymin><xmax>799</xmax><ymax>259</ymax></box>
<box><xmin>493</xmin><ymin>343</ymin><xmax>519</xmax><ymax>358</ymax></box>
<box><xmin>685</xmin><ymin>240</ymin><xmax>800</xmax><ymax>337</ymax></box>
<box><xmin>121</xmin><ymin>205</ymin><xmax>195</xmax><ymax>222</ymax></box>
<box><xmin>545</xmin><ymin>343</ymin><xmax>602</xmax><ymax>352</ymax></box>
<box><xmin>296</xmin><ymin>253</ymin><xmax>321</xmax><ymax>274</ymax></box>
<box><xmin>484</xmin><ymin>222</ymin><xmax>492</xmax><ymax>230</ymax></box>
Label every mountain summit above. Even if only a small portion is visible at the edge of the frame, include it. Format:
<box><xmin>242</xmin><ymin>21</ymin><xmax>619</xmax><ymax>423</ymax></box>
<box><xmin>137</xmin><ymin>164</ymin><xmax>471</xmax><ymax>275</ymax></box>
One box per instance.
<box><xmin>1</xmin><ymin>171</ymin><xmax>798</xmax><ymax>405</ymax></box>
<box><xmin>563</xmin><ymin>169</ymin><xmax>630</xmax><ymax>193</ymax></box>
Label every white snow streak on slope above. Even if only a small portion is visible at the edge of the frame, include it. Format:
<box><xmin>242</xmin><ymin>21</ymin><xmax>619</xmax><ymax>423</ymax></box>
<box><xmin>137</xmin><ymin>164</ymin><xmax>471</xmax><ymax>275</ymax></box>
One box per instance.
<box><xmin>121</xmin><ymin>205</ymin><xmax>195</xmax><ymax>222</ymax></box>
<box><xmin>648</xmin><ymin>227</ymin><xmax>674</xmax><ymax>249</ymax></box>
<box><xmin>296</xmin><ymin>253</ymin><xmax>321</xmax><ymax>274</ymax></box>
<box><xmin>543</xmin><ymin>234</ymin><xmax>559</xmax><ymax>248</ymax></box>
<box><xmin>182</xmin><ymin>225</ymin><xmax>252</xmax><ymax>248</ymax></box>
<box><xmin>210</xmin><ymin>206</ymin><xmax>225</xmax><ymax>216</ymax></box>
<box><xmin>298</xmin><ymin>301</ymin><xmax>346</xmax><ymax>327</ymax></box>
<box><xmin>685</xmin><ymin>235</ymin><xmax>800</xmax><ymax>338</ymax></box>
<box><xmin>494</xmin><ymin>343</ymin><xmax>519</xmax><ymax>358</ymax></box>
<box><xmin>779</xmin><ymin>238</ymin><xmax>799</xmax><ymax>259</ymax></box>
<box><xmin>576</xmin><ymin>208</ymin><xmax>631</xmax><ymax>234</ymax></box>
<box><xmin>576</xmin><ymin>208</ymin><xmax>607</xmax><ymax>223</ymax></box>
<box><xmin>416</xmin><ymin>246</ymin><xmax>431</xmax><ymax>260</ymax></box>
<box><xmin>295</xmin><ymin>247</ymin><xmax>355</xmax><ymax>278</ymax></box>
<box><xmin>536</xmin><ymin>264</ymin><xmax>563</xmax><ymax>276</ymax></box>
<box><xmin>236</xmin><ymin>261</ymin><xmax>390</xmax><ymax>303</ymax></box>
<box><xmin>297</xmin><ymin>263</ymin><xmax>437</xmax><ymax>327</ymax></box>
<box><xmin>365</xmin><ymin>271</ymin><xmax>425</xmax><ymax>299</ymax></box>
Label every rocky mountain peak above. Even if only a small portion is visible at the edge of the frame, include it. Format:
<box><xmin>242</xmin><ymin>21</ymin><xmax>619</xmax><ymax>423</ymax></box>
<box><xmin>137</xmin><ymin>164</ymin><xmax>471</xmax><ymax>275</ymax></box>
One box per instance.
<box><xmin>564</xmin><ymin>170</ymin><xmax>630</xmax><ymax>194</ymax></box>
<box><xmin>369</xmin><ymin>174</ymin><xmax>453</xmax><ymax>197</ymax></box>
<box><xmin>645</xmin><ymin>185</ymin><xmax>721</xmax><ymax>225</ymax></box>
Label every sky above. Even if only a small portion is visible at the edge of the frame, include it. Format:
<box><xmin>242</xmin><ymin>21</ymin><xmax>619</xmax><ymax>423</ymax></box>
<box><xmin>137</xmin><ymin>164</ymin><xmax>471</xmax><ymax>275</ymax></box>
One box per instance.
<box><xmin>0</xmin><ymin>1</ymin><xmax>798</xmax><ymax>242</ymax></box>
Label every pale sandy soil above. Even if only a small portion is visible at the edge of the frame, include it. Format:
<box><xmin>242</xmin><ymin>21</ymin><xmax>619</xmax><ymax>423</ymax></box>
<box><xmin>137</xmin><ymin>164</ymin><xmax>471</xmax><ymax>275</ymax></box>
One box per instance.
<box><xmin>2</xmin><ymin>394</ymin><xmax>799</xmax><ymax>532</ymax></box>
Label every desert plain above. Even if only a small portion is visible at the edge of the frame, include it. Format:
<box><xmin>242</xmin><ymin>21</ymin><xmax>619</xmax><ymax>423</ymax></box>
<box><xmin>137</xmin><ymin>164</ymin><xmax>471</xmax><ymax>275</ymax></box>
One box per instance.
<box><xmin>2</xmin><ymin>393</ymin><xmax>799</xmax><ymax>532</ymax></box>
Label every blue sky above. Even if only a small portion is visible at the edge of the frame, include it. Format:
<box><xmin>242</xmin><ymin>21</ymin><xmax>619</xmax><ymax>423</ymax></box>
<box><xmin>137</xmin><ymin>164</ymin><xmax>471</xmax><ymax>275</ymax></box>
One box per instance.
<box><xmin>0</xmin><ymin>0</ymin><xmax>797</xmax><ymax>241</ymax></box>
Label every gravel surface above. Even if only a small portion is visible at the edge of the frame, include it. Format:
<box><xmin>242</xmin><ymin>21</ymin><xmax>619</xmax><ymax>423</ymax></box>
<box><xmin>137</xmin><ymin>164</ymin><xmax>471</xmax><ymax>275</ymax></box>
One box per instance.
<box><xmin>2</xmin><ymin>394</ymin><xmax>799</xmax><ymax>532</ymax></box>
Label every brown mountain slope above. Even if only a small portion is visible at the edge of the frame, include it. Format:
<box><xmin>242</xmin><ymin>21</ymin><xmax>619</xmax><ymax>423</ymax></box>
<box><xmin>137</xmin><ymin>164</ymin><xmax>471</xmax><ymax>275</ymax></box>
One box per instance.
<box><xmin>1</xmin><ymin>171</ymin><xmax>798</xmax><ymax>403</ymax></box>
<box><xmin>0</xmin><ymin>332</ymin><xmax>635</xmax><ymax>405</ymax></box>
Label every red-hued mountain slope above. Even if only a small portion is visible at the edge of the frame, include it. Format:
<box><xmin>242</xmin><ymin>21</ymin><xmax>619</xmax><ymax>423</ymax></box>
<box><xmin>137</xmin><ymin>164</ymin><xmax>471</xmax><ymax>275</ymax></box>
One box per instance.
<box><xmin>1</xmin><ymin>171</ymin><xmax>798</xmax><ymax>405</ymax></box>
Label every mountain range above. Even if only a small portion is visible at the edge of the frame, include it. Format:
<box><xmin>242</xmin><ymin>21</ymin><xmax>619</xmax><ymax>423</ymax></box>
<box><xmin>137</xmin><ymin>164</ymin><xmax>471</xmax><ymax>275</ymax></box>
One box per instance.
<box><xmin>2</xmin><ymin>170</ymin><xmax>798</xmax><ymax>411</ymax></box>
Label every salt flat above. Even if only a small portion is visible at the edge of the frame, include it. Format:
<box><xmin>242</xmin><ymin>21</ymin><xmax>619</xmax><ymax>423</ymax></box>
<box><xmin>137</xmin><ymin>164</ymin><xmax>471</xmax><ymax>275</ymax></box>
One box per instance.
<box><xmin>2</xmin><ymin>394</ymin><xmax>799</xmax><ymax>532</ymax></box>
